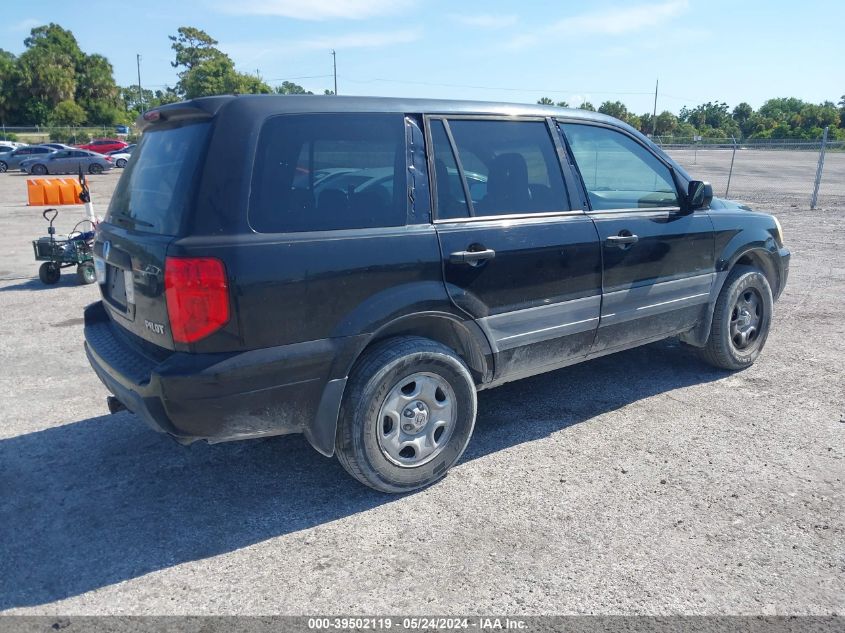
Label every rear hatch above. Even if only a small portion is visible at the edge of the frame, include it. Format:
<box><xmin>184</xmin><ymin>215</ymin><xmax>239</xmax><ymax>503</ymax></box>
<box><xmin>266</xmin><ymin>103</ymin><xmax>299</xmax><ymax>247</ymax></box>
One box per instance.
<box><xmin>96</xmin><ymin>119</ymin><xmax>212</xmax><ymax>351</ymax></box>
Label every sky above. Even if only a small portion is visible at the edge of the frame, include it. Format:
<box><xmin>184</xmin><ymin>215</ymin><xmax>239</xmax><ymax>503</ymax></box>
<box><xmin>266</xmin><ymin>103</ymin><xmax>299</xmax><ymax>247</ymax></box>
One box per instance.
<box><xmin>2</xmin><ymin>0</ymin><xmax>843</xmax><ymax>115</ymax></box>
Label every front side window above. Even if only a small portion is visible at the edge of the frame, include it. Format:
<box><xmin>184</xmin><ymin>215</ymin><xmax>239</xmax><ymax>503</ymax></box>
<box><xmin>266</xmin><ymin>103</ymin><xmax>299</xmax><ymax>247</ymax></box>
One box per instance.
<box><xmin>250</xmin><ymin>113</ymin><xmax>406</xmax><ymax>233</ymax></box>
<box><xmin>561</xmin><ymin>123</ymin><xmax>679</xmax><ymax>210</ymax></box>
<box><xmin>436</xmin><ymin>119</ymin><xmax>570</xmax><ymax>217</ymax></box>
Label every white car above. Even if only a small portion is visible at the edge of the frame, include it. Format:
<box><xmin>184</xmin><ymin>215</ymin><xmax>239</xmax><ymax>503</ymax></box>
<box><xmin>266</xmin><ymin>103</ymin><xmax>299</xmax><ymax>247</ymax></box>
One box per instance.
<box><xmin>110</xmin><ymin>151</ymin><xmax>132</xmax><ymax>168</ymax></box>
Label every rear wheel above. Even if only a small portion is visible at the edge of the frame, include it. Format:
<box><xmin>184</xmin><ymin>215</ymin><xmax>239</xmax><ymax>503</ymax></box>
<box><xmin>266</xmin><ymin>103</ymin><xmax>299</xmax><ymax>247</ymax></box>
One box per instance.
<box><xmin>88</xmin><ymin>163</ymin><xmax>104</xmax><ymax>174</ymax></box>
<box><xmin>31</xmin><ymin>164</ymin><xmax>47</xmax><ymax>175</ymax></box>
<box><xmin>0</xmin><ymin>161</ymin><xmax>7</xmax><ymax>173</ymax></box>
<box><xmin>698</xmin><ymin>265</ymin><xmax>773</xmax><ymax>370</ymax></box>
<box><xmin>76</xmin><ymin>263</ymin><xmax>96</xmax><ymax>285</ymax></box>
<box><xmin>116</xmin><ymin>158</ymin><xmax>127</xmax><ymax>168</ymax></box>
<box><xmin>335</xmin><ymin>336</ymin><xmax>477</xmax><ymax>493</ymax></box>
<box><xmin>38</xmin><ymin>262</ymin><xmax>60</xmax><ymax>285</ymax></box>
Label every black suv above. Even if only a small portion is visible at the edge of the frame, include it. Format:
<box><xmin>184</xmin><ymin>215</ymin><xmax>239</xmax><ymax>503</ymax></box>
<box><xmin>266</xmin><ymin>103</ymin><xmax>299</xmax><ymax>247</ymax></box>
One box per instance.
<box><xmin>84</xmin><ymin>96</ymin><xmax>790</xmax><ymax>492</ymax></box>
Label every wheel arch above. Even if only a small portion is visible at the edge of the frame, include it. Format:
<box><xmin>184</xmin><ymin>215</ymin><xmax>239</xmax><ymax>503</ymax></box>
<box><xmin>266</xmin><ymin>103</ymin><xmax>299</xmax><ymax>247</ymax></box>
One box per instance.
<box><xmin>680</xmin><ymin>244</ymin><xmax>780</xmax><ymax>348</ymax></box>
<box><xmin>306</xmin><ymin>312</ymin><xmax>493</xmax><ymax>457</ymax></box>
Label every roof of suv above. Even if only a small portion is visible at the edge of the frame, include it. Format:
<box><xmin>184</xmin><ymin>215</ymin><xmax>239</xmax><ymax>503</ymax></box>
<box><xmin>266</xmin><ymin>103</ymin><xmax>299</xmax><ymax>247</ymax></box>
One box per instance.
<box><xmin>149</xmin><ymin>94</ymin><xmax>627</xmax><ymax>127</ymax></box>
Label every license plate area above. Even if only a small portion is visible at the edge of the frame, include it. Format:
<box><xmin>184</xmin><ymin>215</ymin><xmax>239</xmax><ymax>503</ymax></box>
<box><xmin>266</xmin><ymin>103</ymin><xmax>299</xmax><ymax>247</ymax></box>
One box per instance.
<box><xmin>104</xmin><ymin>264</ymin><xmax>135</xmax><ymax>318</ymax></box>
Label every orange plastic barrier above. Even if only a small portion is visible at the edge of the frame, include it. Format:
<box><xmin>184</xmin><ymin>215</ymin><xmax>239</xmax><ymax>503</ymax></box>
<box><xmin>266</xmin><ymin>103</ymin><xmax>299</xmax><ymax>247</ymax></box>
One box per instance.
<box><xmin>27</xmin><ymin>178</ymin><xmax>83</xmax><ymax>206</ymax></box>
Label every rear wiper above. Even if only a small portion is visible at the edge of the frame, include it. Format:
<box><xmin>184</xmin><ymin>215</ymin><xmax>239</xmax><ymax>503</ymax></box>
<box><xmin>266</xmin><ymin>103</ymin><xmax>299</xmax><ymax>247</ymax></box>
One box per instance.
<box><xmin>114</xmin><ymin>215</ymin><xmax>155</xmax><ymax>228</ymax></box>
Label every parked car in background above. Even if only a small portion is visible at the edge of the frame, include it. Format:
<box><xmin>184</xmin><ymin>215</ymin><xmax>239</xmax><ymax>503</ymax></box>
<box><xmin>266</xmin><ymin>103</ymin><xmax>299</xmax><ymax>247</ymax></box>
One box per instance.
<box><xmin>0</xmin><ymin>144</ymin><xmax>17</xmax><ymax>154</ymax></box>
<box><xmin>40</xmin><ymin>143</ymin><xmax>75</xmax><ymax>151</ymax></box>
<box><xmin>84</xmin><ymin>95</ymin><xmax>789</xmax><ymax>493</ymax></box>
<box><xmin>108</xmin><ymin>144</ymin><xmax>136</xmax><ymax>167</ymax></box>
<box><xmin>108</xmin><ymin>144</ymin><xmax>135</xmax><ymax>156</ymax></box>
<box><xmin>115</xmin><ymin>125</ymin><xmax>131</xmax><ymax>136</ymax></box>
<box><xmin>109</xmin><ymin>150</ymin><xmax>133</xmax><ymax>168</ymax></box>
<box><xmin>21</xmin><ymin>149</ymin><xmax>113</xmax><ymax>175</ymax></box>
<box><xmin>78</xmin><ymin>138</ymin><xmax>128</xmax><ymax>154</ymax></box>
<box><xmin>0</xmin><ymin>145</ymin><xmax>54</xmax><ymax>172</ymax></box>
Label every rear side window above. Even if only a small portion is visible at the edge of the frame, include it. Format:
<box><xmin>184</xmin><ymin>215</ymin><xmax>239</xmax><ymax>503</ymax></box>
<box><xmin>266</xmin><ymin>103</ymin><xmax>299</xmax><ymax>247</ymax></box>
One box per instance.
<box><xmin>430</xmin><ymin>119</ymin><xmax>470</xmax><ymax>220</ymax></box>
<box><xmin>250</xmin><ymin>114</ymin><xmax>407</xmax><ymax>233</ymax></box>
<box><xmin>439</xmin><ymin>119</ymin><xmax>570</xmax><ymax>217</ymax></box>
<box><xmin>107</xmin><ymin>121</ymin><xmax>211</xmax><ymax>235</ymax></box>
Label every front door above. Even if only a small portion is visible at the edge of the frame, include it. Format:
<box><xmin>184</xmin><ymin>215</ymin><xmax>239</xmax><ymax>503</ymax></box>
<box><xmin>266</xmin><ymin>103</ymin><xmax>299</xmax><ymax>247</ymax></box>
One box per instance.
<box><xmin>428</xmin><ymin>116</ymin><xmax>602</xmax><ymax>379</ymax></box>
<box><xmin>560</xmin><ymin>121</ymin><xmax>716</xmax><ymax>352</ymax></box>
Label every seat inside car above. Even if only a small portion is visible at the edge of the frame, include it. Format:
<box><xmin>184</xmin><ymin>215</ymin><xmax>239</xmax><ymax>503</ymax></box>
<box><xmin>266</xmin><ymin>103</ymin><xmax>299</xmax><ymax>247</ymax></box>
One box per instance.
<box><xmin>479</xmin><ymin>152</ymin><xmax>530</xmax><ymax>214</ymax></box>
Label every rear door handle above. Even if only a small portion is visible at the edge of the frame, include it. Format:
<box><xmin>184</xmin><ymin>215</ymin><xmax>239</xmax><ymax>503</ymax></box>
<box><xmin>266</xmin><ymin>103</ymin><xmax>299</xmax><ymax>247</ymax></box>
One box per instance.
<box><xmin>449</xmin><ymin>248</ymin><xmax>496</xmax><ymax>265</ymax></box>
<box><xmin>606</xmin><ymin>234</ymin><xmax>639</xmax><ymax>246</ymax></box>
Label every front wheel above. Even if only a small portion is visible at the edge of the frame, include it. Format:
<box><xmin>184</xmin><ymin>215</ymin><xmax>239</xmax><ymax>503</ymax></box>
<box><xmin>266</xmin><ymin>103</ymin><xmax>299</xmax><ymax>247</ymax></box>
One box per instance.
<box><xmin>31</xmin><ymin>164</ymin><xmax>47</xmax><ymax>175</ymax></box>
<box><xmin>0</xmin><ymin>161</ymin><xmax>7</xmax><ymax>173</ymax></box>
<box><xmin>39</xmin><ymin>262</ymin><xmax>61</xmax><ymax>285</ymax></box>
<box><xmin>335</xmin><ymin>337</ymin><xmax>477</xmax><ymax>493</ymax></box>
<box><xmin>116</xmin><ymin>158</ymin><xmax>127</xmax><ymax>168</ymax></box>
<box><xmin>698</xmin><ymin>265</ymin><xmax>773</xmax><ymax>370</ymax></box>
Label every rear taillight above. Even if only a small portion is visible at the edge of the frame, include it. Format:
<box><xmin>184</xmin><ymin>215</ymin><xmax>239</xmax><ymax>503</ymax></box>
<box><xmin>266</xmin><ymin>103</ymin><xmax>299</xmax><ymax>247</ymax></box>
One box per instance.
<box><xmin>164</xmin><ymin>257</ymin><xmax>230</xmax><ymax>344</ymax></box>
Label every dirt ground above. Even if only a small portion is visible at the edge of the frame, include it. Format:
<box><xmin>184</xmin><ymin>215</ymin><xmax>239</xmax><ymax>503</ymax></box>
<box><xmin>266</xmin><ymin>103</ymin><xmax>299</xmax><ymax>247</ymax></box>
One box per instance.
<box><xmin>0</xmin><ymin>165</ymin><xmax>842</xmax><ymax>616</ymax></box>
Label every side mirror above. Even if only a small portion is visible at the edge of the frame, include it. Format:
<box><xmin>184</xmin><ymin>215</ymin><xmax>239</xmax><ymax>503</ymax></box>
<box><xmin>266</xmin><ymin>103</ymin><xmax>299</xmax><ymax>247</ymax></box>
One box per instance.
<box><xmin>687</xmin><ymin>180</ymin><xmax>713</xmax><ymax>211</ymax></box>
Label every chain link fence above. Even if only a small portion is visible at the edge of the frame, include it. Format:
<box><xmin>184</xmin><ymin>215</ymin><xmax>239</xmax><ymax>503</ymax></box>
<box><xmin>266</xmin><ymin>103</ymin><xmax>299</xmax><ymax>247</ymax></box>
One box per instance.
<box><xmin>1</xmin><ymin>124</ymin><xmax>133</xmax><ymax>146</ymax></box>
<box><xmin>657</xmin><ymin>130</ymin><xmax>845</xmax><ymax>209</ymax></box>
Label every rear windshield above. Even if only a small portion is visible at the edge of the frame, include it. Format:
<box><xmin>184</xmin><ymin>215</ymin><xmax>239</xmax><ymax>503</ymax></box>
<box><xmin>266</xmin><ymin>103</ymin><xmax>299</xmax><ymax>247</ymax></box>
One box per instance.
<box><xmin>107</xmin><ymin>121</ymin><xmax>210</xmax><ymax>235</ymax></box>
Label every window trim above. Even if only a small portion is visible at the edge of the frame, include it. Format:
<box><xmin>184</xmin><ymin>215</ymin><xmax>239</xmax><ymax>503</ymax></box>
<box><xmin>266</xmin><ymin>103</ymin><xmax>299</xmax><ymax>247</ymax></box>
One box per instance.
<box><xmin>556</xmin><ymin>119</ymin><xmax>686</xmax><ymax>214</ymax></box>
<box><xmin>424</xmin><ymin>114</ymin><xmax>582</xmax><ymax>223</ymax></box>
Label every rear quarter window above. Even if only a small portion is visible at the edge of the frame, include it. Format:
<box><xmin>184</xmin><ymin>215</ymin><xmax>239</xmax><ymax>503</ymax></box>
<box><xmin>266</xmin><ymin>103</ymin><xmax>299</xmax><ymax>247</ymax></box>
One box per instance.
<box><xmin>249</xmin><ymin>113</ymin><xmax>407</xmax><ymax>233</ymax></box>
<box><xmin>106</xmin><ymin>121</ymin><xmax>211</xmax><ymax>235</ymax></box>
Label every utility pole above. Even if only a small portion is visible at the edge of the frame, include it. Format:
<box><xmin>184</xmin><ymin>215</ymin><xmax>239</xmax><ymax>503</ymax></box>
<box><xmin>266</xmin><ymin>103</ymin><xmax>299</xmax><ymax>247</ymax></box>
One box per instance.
<box><xmin>651</xmin><ymin>78</ymin><xmax>658</xmax><ymax>137</ymax></box>
<box><xmin>331</xmin><ymin>49</ymin><xmax>338</xmax><ymax>95</ymax></box>
<box><xmin>136</xmin><ymin>54</ymin><xmax>144</xmax><ymax>114</ymax></box>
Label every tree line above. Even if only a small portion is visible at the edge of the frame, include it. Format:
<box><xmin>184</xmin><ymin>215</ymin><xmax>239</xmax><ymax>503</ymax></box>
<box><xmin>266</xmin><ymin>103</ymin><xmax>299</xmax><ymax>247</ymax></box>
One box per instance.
<box><xmin>537</xmin><ymin>96</ymin><xmax>845</xmax><ymax>141</ymax></box>
<box><xmin>1</xmin><ymin>23</ymin><xmax>842</xmax><ymax>143</ymax></box>
<box><xmin>0</xmin><ymin>24</ymin><xmax>332</xmax><ymax>131</ymax></box>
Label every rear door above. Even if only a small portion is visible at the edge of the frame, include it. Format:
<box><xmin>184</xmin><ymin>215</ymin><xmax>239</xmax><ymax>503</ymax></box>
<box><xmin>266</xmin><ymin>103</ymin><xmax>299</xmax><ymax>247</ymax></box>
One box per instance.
<box><xmin>428</xmin><ymin>116</ymin><xmax>602</xmax><ymax>379</ymax></box>
<box><xmin>559</xmin><ymin>121</ymin><xmax>716</xmax><ymax>352</ymax></box>
<box><xmin>96</xmin><ymin>119</ymin><xmax>213</xmax><ymax>351</ymax></box>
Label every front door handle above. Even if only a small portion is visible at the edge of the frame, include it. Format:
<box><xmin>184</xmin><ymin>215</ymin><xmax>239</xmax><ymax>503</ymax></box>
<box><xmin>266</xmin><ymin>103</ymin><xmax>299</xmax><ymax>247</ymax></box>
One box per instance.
<box><xmin>606</xmin><ymin>234</ymin><xmax>639</xmax><ymax>247</ymax></box>
<box><xmin>449</xmin><ymin>248</ymin><xmax>496</xmax><ymax>265</ymax></box>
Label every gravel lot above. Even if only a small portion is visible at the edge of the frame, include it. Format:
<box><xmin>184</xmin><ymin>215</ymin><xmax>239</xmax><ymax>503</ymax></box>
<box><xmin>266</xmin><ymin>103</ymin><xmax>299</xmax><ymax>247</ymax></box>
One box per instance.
<box><xmin>0</xmin><ymin>165</ymin><xmax>842</xmax><ymax>615</ymax></box>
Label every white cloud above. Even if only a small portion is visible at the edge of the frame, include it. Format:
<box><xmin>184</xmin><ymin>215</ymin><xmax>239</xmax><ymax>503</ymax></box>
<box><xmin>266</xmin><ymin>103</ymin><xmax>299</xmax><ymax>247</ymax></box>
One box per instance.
<box><xmin>217</xmin><ymin>0</ymin><xmax>410</xmax><ymax>20</ymax></box>
<box><xmin>506</xmin><ymin>0</ymin><xmax>689</xmax><ymax>48</ymax></box>
<box><xmin>450</xmin><ymin>13</ymin><xmax>518</xmax><ymax>29</ymax></box>
<box><xmin>8</xmin><ymin>18</ymin><xmax>41</xmax><ymax>32</ymax></box>
<box><xmin>551</xmin><ymin>0</ymin><xmax>688</xmax><ymax>35</ymax></box>
<box><xmin>222</xmin><ymin>29</ymin><xmax>422</xmax><ymax>63</ymax></box>
<box><xmin>300</xmin><ymin>29</ymin><xmax>422</xmax><ymax>49</ymax></box>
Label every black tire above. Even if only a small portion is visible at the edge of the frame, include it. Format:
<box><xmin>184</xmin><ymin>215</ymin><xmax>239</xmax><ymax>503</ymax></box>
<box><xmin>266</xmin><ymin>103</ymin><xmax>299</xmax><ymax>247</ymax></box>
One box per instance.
<box><xmin>116</xmin><ymin>158</ymin><xmax>127</xmax><ymax>168</ymax></box>
<box><xmin>335</xmin><ymin>336</ymin><xmax>477</xmax><ymax>493</ymax></box>
<box><xmin>31</xmin><ymin>164</ymin><xmax>47</xmax><ymax>175</ymax></box>
<box><xmin>0</xmin><ymin>161</ymin><xmax>7</xmax><ymax>173</ymax></box>
<box><xmin>88</xmin><ymin>163</ymin><xmax>104</xmax><ymax>174</ymax></box>
<box><xmin>698</xmin><ymin>265</ymin><xmax>773</xmax><ymax>370</ymax></box>
<box><xmin>77</xmin><ymin>263</ymin><xmax>96</xmax><ymax>285</ymax></box>
<box><xmin>38</xmin><ymin>262</ymin><xmax>60</xmax><ymax>285</ymax></box>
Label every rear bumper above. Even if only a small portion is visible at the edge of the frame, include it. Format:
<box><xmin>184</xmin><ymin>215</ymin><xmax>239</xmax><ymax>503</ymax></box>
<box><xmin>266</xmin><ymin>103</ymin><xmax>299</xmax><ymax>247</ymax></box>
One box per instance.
<box><xmin>83</xmin><ymin>301</ymin><xmax>347</xmax><ymax>450</ymax></box>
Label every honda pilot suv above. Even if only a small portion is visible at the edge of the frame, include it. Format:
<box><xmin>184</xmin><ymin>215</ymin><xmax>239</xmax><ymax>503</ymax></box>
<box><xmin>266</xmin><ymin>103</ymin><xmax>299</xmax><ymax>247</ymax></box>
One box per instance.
<box><xmin>84</xmin><ymin>96</ymin><xmax>790</xmax><ymax>492</ymax></box>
